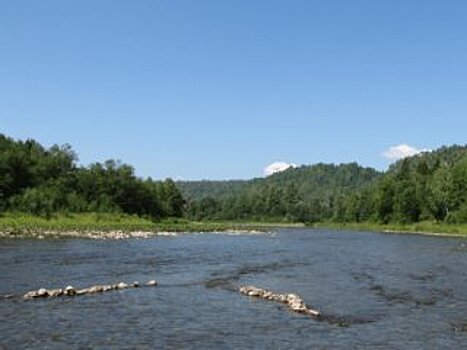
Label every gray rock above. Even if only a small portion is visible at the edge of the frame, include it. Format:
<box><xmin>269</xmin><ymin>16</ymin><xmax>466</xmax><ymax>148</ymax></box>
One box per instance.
<box><xmin>23</xmin><ymin>291</ymin><xmax>38</xmax><ymax>299</ymax></box>
<box><xmin>87</xmin><ymin>285</ymin><xmax>104</xmax><ymax>293</ymax></box>
<box><xmin>116</xmin><ymin>282</ymin><xmax>128</xmax><ymax>289</ymax></box>
<box><xmin>37</xmin><ymin>288</ymin><xmax>48</xmax><ymax>297</ymax></box>
<box><xmin>64</xmin><ymin>286</ymin><xmax>76</xmax><ymax>296</ymax></box>
<box><xmin>48</xmin><ymin>288</ymin><xmax>63</xmax><ymax>297</ymax></box>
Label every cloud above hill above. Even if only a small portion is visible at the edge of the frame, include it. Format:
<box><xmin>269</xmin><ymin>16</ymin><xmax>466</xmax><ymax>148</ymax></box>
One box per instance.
<box><xmin>382</xmin><ymin>144</ymin><xmax>430</xmax><ymax>161</ymax></box>
<box><xmin>264</xmin><ymin>161</ymin><xmax>297</xmax><ymax>176</ymax></box>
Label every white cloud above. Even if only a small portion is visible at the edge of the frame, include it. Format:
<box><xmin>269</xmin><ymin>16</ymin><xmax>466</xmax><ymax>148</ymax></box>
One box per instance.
<box><xmin>263</xmin><ymin>161</ymin><xmax>297</xmax><ymax>176</ymax></box>
<box><xmin>382</xmin><ymin>144</ymin><xmax>430</xmax><ymax>161</ymax></box>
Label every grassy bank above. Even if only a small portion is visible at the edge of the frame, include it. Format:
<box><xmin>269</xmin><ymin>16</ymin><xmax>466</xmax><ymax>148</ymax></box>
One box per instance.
<box><xmin>1</xmin><ymin>213</ymin><xmax>465</xmax><ymax>238</ymax></box>
<box><xmin>309</xmin><ymin>221</ymin><xmax>467</xmax><ymax>237</ymax></box>
<box><xmin>0</xmin><ymin>213</ymin><xmax>284</xmax><ymax>238</ymax></box>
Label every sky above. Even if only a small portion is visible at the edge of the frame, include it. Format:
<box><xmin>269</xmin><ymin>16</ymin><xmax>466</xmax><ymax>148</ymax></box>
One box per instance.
<box><xmin>1</xmin><ymin>1</ymin><xmax>466</xmax><ymax>180</ymax></box>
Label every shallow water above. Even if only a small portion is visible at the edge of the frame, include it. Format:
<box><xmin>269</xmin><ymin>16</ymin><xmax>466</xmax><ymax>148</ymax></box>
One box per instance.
<box><xmin>1</xmin><ymin>229</ymin><xmax>466</xmax><ymax>349</ymax></box>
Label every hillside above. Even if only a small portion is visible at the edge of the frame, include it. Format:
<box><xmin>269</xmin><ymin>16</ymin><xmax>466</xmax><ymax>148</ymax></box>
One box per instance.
<box><xmin>181</xmin><ymin>163</ymin><xmax>381</xmax><ymax>222</ymax></box>
<box><xmin>176</xmin><ymin>180</ymin><xmax>249</xmax><ymax>201</ymax></box>
<box><xmin>181</xmin><ymin>145</ymin><xmax>467</xmax><ymax>225</ymax></box>
<box><xmin>367</xmin><ymin>144</ymin><xmax>467</xmax><ymax>224</ymax></box>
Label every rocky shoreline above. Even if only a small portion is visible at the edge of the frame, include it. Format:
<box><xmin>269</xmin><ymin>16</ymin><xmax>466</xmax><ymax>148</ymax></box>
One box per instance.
<box><xmin>0</xmin><ymin>229</ymin><xmax>176</xmax><ymax>240</ymax></box>
<box><xmin>0</xmin><ymin>229</ymin><xmax>267</xmax><ymax>240</ymax></box>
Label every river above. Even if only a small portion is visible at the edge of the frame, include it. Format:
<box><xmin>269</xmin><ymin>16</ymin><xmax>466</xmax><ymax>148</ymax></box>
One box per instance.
<box><xmin>1</xmin><ymin>229</ymin><xmax>466</xmax><ymax>349</ymax></box>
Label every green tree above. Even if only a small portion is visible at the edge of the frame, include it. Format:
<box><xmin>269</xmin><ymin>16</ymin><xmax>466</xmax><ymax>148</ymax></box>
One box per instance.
<box><xmin>429</xmin><ymin>167</ymin><xmax>453</xmax><ymax>221</ymax></box>
<box><xmin>375</xmin><ymin>176</ymin><xmax>395</xmax><ymax>223</ymax></box>
<box><xmin>160</xmin><ymin>179</ymin><xmax>185</xmax><ymax>217</ymax></box>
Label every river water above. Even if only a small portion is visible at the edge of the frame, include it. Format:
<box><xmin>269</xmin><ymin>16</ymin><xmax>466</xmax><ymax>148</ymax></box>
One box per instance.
<box><xmin>1</xmin><ymin>229</ymin><xmax>466</xmax><ymax>349</ymax></box>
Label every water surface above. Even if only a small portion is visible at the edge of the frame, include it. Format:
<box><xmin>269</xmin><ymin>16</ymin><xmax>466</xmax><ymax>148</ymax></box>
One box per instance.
<box><xmin>1</xmin><ymin>229</ymin><xmax>466</xmax><ymax>349</ymax></box>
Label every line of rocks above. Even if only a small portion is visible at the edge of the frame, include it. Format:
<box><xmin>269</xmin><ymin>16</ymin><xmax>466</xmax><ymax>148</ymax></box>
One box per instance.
<box><xmin>16</xmin><ymin>282</ymin><xmax>322</xmax><ymax>320</ymax></box>
<box><xmin>1</xmin><ymin>230</ymin><xmax>269</xmax><ymax>240</ymax></box>
<box><xmin>23</xmin><ymin>280</ymin><xmax>158</xmax><ymax>300</ymax></box>
<box><xmin>1</xmin><ymin>229</ymin><xmax>178</xmax><ymax>240</ymax></box>
<box><xmin>239</xmin><ymin>285</ymin><xmax>320</xmax><ymax>317</ymax></box>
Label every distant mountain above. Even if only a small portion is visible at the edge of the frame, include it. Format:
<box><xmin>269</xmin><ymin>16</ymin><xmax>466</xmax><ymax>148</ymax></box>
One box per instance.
<box><xmin>177</xmin><ymin>162</ymin><xmax>380</xmax><ymax>202</ymax></box>
<box><xmin>261</xmin><ymin>162</ymin><xmax>381</xmax><ymax>200</ymax></box>
<box><xmin>178</xmin><ymin>162</ymin><xmax>382</xmax><ymax>222</ymax></box>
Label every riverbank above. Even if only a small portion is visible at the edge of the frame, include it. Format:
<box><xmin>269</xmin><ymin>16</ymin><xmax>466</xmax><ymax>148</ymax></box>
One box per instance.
<box><xmin>2</xmin><ymin>213</ymin><xmax>465</xmax><ymax>239</ymax></box>
<box><xmin>0</xmin><ymin>213</ymin><xmax>293</xmax><ymax>239</ymax></box>
<box><xmin>309</xmin><ymin>221</ymin><xmax>467</xmax><ymax>237</ymax></box>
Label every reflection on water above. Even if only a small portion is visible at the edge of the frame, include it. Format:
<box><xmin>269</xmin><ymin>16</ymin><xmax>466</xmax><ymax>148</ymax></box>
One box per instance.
<box><xmin>1</xmin><ymin>229</ymin><xmax>466</xmax><ymax>349</ymax></box>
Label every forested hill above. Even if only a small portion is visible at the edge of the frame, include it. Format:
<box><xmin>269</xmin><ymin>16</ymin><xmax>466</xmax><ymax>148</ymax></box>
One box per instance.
<box><xmin>176</xmin><ymin>179</ymin><xmax>249</xmax><ymax>201</ymax></box>
<box><xmin>178</xmin><ymin>163</ymin><xmax>380</xmax><ymax>201</ymax></box>
<box><xmin>181</xmin><ymin>163</ymin><xmax>382</xmax><ymax>222</ymax></box>
<box><xmin>182</xmin><ymin>145</ymin><xmax>467</xmax><ymax>224</ymax></box>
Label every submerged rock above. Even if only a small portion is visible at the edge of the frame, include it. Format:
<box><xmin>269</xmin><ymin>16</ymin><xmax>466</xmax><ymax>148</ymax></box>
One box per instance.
<box><xmin>87</xmin><ymin>285</ymin><xmax>105</xmax><ymax>293</ymax></box>
<box><xmin>1</xmin><ymin>293</ymin><xmax>15</xmax><ymax>300</ymax></box>
<box><xmin>239</xmin><ymin>285</ymin><xmax>320</xmax><ymax>317</ymax></box>
<box><xmin>48</xmin><ymin>288</ymin><xmax>64</xmax><ymax>297</ymax></box>
<box><xmin>116</xmin><ymin>282</ymin><xmax>128</xmax><ymax>290</ymax></box>
<box><xmin>146</xmin><ymin>280</ymin><xmax>157</xmax><ymax>286</ymax></box>
<box><xmin>37</xmin><ymin>288</ymin><xmax>49</xmax><ymax>297</ymax></box>
<box><xmin>64</xmin><ymin>286</ymin><xmax>77</xmax><ymax>296</ymax></box>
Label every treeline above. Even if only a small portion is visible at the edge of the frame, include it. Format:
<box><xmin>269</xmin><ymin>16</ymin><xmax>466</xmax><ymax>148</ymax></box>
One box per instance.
<box><xmin>184</xmin><ymin>163</ymin><xmax>381</xmax><ymax>222</ymax></box>
<box><xmin>347</xmin><ymin>145</ymin><xmax>467</xmax><ymax>224</ymax></box>
<box><xmin>183</xmin><ymin>146</ymin><xmax>467</xmax><ymax>224</ymax></box>
<box><xmin>0</xmin><ymin>134</ymin><xmax>184</xmax><ymax>219</ymax></box>
<box><xmin>2</xmin><ymin>134</ymin><xmax>466</xmax><ymax>225</ymax></box>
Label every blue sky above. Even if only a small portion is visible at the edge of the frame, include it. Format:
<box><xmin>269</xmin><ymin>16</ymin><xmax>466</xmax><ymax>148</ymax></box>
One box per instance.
<box><xmin>1</xmin><ymin>1</ymin><xmax>466</xmax><ymax>179</ymax></box>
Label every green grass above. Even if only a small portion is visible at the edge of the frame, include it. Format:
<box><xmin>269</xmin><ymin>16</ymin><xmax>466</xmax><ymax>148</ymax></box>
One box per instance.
<box><xmin>0</xmin><ymin>212</ymin><xmax>279</xmax><ymax>237</ymax></box>
<box><xmin>309</xmin><ymin>221</ymin><xmax>467</xmax><ymax>237</ymax></box>
<box><xmin>0</xmin><ymin>212</ymin><xmax>155</xmax><ymax>234</ymax></box>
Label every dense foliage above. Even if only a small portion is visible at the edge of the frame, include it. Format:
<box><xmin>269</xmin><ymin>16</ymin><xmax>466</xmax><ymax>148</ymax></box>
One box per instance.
<box><xmin>2</xmin><ymin>134</ymin><xmax>465</xmax><ymax>226</ymax></box>
<box><xmin>0</xmin><ymin>134</ymin><xmax>184</xmax><ymax>219</ymax></box>
<box><xmin>364</xmin><ymin>145</ymin><xmax>467</xmax><ymax>224</ymax></box>
<box><xmin>182</xmin><ymin>146</ymin><xmax>467</xmax><ymax>224</ymax></box>
<box><xmin>182</xmin><ymin>163</ymin><xmax>381</xmax><ymax>222</ymax></box>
